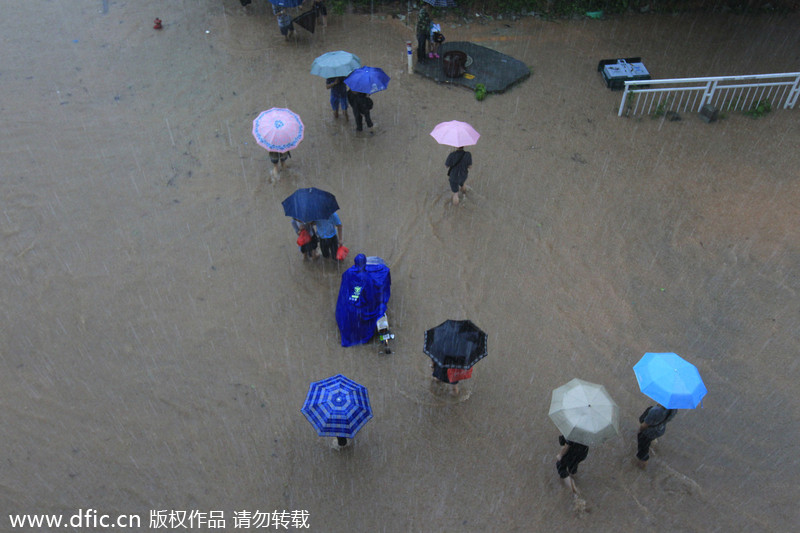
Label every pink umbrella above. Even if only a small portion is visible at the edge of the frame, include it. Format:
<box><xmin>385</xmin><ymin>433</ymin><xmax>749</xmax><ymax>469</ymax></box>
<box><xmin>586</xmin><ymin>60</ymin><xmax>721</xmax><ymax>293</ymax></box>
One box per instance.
<box><xmin>430</xmin><ymin>120</ymin><xmax>480</xmax><ymax>147</ymax></box>
<box><xmin>252</xmin><ymin>108</ymin><xmax>304</xmax><ymax>153</ymax></box>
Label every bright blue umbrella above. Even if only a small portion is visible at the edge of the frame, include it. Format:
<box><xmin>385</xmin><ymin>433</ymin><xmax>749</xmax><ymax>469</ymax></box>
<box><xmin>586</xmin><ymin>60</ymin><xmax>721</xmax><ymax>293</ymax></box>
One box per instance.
<box><xmin>344</xmin><ymin>66</ymin><xmax>390</xmax><ymax>94</ymax></box>
<box><xmin>282</xmin><ymin>187</ymin><xmax>339</xmax><ymax>223</ymax></box>
<box><xmin>311</xmin><ymin>51</ymin><xmax>362</xmax><ymax>78</ymax></box>
<box><xmin>633</xmin><ymin>352</ymin><xmax>707</xmax><ymax>409</ymax></box>
<box><xmin>301</xmin><ymin>374</ymin><xmax>373</xmax><ymax>438</ymax></box>
<box><xmin>424</xmin><ymin>0</ymin><xmax>458</xmax><ymax>6</ymax></box>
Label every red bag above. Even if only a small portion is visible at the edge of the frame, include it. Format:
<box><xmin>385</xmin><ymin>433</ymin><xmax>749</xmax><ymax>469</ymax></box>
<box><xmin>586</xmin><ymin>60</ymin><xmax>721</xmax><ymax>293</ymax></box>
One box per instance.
<box><xmin>447</xmin><ymin>367</ymin><xmax>473</xmax><ymax>382</ymax></box>
<box><xmin>336</xmin><ymin>246</ymin><xmax>349</xmax><ymax>261</ymax></box>
<box><xmin>296</xmin><ymin>228</ymin><xmax>312</xmax><ymax>246</ymax></box>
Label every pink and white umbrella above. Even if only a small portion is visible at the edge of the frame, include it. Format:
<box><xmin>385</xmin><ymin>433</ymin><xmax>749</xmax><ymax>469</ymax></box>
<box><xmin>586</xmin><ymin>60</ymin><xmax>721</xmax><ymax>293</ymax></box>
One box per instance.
<box><xmin>252</xmin><ymin>108</ymin><xmax>304</xmax><ymax>153</ymax></box>
<box><xmin>430</xmin><ymin>120</ymin><xmax>480</xmax><ymax>147</ymax></box>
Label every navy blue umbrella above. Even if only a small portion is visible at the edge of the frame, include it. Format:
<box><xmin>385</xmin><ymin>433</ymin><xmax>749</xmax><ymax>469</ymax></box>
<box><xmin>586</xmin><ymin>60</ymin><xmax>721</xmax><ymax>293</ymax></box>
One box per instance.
<box><xmin>344</xmin><ymin>66</ymin><xmax>390</xmax><ymax>94</ymax></box>
<box><xmin>269</xmin><ymin>0</ymin><xmax>304</xmax><ymax>8</ymax></box>
<box><xmin>424</xmin><ymin>319</ymin><xmax>488</xmax><ymax>369</ymax></box>
<box><xmin>301</xmin><ymin>374</ymin><xmax>373</xmax><ymax>438</ymax></box>
<box><xmin>282</xmin><ymin>187</ymin><xmax>339</xmax><ymax>223</ymax></box>
<box><xmin>424</xmin><ymin>0</ymin><xmax>458</xmax><ymax>6</ymax></box>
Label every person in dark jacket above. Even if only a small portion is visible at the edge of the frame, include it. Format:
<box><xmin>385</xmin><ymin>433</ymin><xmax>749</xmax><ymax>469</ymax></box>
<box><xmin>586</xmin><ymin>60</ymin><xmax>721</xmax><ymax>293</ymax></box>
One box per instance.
<box><xmin>445</xmin><ymin>147</ymin><xmax>473</xmax><ymax>205</ymax></box>
<box><xmin>312</xmin><ymin>0</ymin><xmax>328</xmax><ymax>27</ymax></box>
<box><xmin>636</xmin><ymin>404</ymin><xmax>677</xmax><ymax>467</ymax></box>
<box><xmin>556</xmin><ymin>435</ymin><xmax>589</xmax><ymax>494</ymax></box>
<box><xmin>347</xmin><ymin>90</ymin><xmax>373</xmax><ymax>133</ymax></box>
<box><xmin>415</xmin><ymin>7</ymin><xmax>431</xmax><ymax>62</ymax></box>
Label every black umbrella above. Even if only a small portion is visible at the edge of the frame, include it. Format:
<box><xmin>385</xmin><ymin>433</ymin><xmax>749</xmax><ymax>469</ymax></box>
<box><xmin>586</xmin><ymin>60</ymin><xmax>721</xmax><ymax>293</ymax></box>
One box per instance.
<box><xmin>282</xmin><ymin>187</ymin><xmax>339</xmax><ymax>223</ymax></box>
<box><xmin>293</xmin><ymin>10</ymin><xmax>316</xmax><ymax>33</ymax></box>
<box><xmin>423</xmin><ymin>319</ymin><xmax>488</xmax><ymax>369</ymax></box>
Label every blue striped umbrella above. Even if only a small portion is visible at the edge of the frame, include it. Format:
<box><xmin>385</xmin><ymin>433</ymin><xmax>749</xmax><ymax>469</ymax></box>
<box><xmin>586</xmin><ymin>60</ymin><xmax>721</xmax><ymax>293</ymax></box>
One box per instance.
<box><xmin>424</xmin><ymin>0</ymin><xmax>458</xmax><ymax>6</ymax></box>
<box><xmin>301</xmin><ymin>374</ymin><xmax>373</xmax><ymax>438</ymax></box>
<box><xmin>633</xmin><ymin>352</ymin><xmax>707</xmax><ymax>409</ymax></box>
<box><xmin>269</xmin><ymin>0</ymin><xmax>304</xmax><ymax>7</ymax></box>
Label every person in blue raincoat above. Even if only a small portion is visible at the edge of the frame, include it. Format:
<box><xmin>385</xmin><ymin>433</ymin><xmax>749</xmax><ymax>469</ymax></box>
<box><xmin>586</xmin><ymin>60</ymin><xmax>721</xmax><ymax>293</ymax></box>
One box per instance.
<box><xmin>335</xmin><ymin>254</ymin><xmax>390</xmax><ymax>347</ymax></box>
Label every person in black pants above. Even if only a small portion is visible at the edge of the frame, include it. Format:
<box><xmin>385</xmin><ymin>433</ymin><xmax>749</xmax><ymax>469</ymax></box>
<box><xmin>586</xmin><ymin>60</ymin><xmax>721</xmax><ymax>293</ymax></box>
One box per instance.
<box><xmin>415</xmin><ymin>6</ymin><xmax>431</xmax><ymax>62</ymax></box>
<box><xmin>312</xmin><ymin>0</ymin><xmax>327</xmax><ymax>27</ymax></box>
<box><xmin>347</xmin><ymin>90</ymin><xmax>373</xmax><ymax>133</ymax></box>
<box><xmin>556</xmin><ymin>435</ymin><xmax>589</xmax><ymax>494</ymax></box>
<box><xmin>445</xmin><ymin>147</ymin><xmax>473</xmax><ymax>205</ymax></box>
<box><xmin>636</xmin><ymin>404</ymin><xmax>677</xmax><ymax>467</ymax></box>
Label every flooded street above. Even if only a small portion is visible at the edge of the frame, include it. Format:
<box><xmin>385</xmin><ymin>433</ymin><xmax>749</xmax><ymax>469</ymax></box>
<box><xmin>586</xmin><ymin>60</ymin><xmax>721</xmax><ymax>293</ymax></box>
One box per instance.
<box><xmin>2</xmin><ymin>2</ymin><xmax>799</xmax><ymax>531</ymax></box>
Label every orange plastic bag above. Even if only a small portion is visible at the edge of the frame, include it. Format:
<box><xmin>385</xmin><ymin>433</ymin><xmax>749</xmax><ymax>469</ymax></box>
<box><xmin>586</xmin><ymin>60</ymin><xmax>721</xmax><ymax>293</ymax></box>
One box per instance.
<box><xmin>296</xmin><ymin>229</ymin><xmax>312</xmax><ymax>246</ymax></box>
<box><xmin>336</xmin><ymin>246</ymin><xmax>349</xmax><ymax>261</ymax></box>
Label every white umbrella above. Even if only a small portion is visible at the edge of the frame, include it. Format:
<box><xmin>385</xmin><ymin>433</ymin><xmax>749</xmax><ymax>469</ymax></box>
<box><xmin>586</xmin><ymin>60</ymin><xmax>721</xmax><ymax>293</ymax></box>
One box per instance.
<box><xmin>548</xmin><ymin>378</ymin><xmax>620</xmax><ymax>446</ymax></box>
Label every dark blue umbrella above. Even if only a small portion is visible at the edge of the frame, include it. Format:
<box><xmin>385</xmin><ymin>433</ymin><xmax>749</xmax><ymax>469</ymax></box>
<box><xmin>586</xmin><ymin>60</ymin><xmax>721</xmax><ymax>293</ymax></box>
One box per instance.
<box><xmin>344</xmin><ymin>66</ymin><xmax>390</xmax><ymax>94</ymax></box>
<box><xmin>282</xmin><ymin>187</ymin><xmax>339</xmax><ymax>223</ymax></box>
<box><xmin>424</xmin><ymin>319</ymin><xmax>488</xmax><ymax>369</ymax></box>
<box><xmin>269</xmin><ymin>0</ymin><xmax>304</xmax><ymax>7</ymax></box>
<box><xmin>424</xmin><ymin>0</ymin><xmax>458</xmax><ymax>6</ymax></box>
<box><xmin>301</xmin><ymin>374</ymin><xmax>373</xmax><ymax>438</ymax></box>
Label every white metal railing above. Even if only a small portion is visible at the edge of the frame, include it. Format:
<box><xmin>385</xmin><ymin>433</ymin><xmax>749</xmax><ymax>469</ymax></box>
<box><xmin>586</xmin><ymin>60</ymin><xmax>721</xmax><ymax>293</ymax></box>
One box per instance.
<box><xmin>618</xmin><ymin>72</ymin><xmax>800</xmax><ymax>117</ymax></box>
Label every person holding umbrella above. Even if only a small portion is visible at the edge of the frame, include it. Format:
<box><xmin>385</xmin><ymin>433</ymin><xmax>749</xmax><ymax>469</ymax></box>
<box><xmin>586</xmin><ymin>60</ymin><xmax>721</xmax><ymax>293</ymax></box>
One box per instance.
<box><xmin>424</xmin><ymin>319</ymin><xmax>487</xmax><ymax>396</ymax></box>
<box><xmin>632</xmin><ymin>352</ymin><xmax>706</xmax><ymax>467</ymax></box>
<box><xmin>430</xmin><ymin>362</ymin><xmax>459</xmax><ymax>394</ymax></box>
<box><xmin>326</xmin><ymin>77</ymin><xmax>349</xmax><ymax>121</ymax></box>
<box><xmin>252</xmin><ymin>108</ymin><xmax>304</xmax><ymax>182</ymax></box>
<box><xmin>445</xmin><ymin>147</ymin><xmax>472</xmax><ymax>206</ymax></box>
<box><xmin>301</xmin><ymin>374</ymin><xmax>373</xmax><ymax>449</ymax></box>
<box><xmin>269</xmin><ymin>151</ymin><xmax>291</xmax><ymax>179</ymax></box>
<box><xmin>548</xmin><ymin>378</ymin><xmax>620</xmax><ymax>494</ymax></box>
<box><xmin>282</xmin><ymin>187</ymin><xmax>339</xmax><ymax>260</ymax></box>
<box><xmin>636</xmin><ymin>403</ymin><xmax>677</xmax><ymax>467</ymax></box>
<box><xmin>430</xmin><ymin>121</ymin><xmax>480</xmax><ymax>206</ymax></box>
<box><xmin>311</xmin><ymin>51</ymin><xmax>362</xmax><ymax>121</ymax></box>
<box><xmin>347</xmin><ymin>90</ymin><xmax>373</xmax><ymax>133</ymax></box>
<box><xmin>556</xmin><ymin>435</ymin><xmax>589</xmax><ymax>495</ymax></box>
<box><xmin>344</xmin><ymin>67</ymin><xmax>389</xmax><ymax>134</ymax></box>
<box><xmin>313</xmin><ymin>211</ymin><xmax>342</xmax><ymax>260</ymax></box>
<box><xmin>291</xmin><ymin>218</ymin><xmax>318</xmax><ymax>260</ymax></box>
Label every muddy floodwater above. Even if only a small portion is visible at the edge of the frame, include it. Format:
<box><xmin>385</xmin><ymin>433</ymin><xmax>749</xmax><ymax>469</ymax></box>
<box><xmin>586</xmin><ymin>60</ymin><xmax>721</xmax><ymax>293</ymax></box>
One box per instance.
<box><xmin>2</xmin><ymin>2</ymin><xmax>799</xmax><ymax>531</ymax></box>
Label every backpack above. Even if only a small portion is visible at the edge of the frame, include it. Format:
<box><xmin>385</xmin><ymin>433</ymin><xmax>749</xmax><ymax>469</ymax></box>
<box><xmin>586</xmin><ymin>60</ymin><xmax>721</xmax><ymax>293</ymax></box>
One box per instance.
<box><xmin>364</xmin><ymin>95</ymin><xmax>373</xmax><ymax>111</ymax></box>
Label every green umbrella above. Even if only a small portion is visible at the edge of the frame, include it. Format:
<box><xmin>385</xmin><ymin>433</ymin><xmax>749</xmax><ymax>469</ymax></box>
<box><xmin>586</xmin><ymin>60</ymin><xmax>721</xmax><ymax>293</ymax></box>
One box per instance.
<box><xmin>548</xmin><ymin>378</ymin><xmax>620</xmax><ymax>446</ymax></box>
